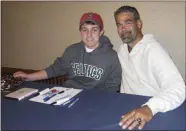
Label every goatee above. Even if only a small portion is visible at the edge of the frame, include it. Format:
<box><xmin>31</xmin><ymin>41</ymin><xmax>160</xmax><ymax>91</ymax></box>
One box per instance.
<box><xmin>121</xmin><ymin>35</ymin><xmax>133</xmax><ymax>44</ymax></box>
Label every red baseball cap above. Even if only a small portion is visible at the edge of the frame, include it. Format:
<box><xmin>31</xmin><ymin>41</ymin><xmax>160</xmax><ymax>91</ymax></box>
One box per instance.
<box><xmin>79</xmin><ymin>12</ymin><xmax>104</xmax><ymax>31</ymax></box>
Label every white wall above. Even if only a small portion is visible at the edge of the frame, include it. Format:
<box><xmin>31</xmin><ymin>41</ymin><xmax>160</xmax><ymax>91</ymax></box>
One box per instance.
<box><xmin>1</xmin><ymin>1</ymin><xmax>185</xmax><ymax>81</ymax></box>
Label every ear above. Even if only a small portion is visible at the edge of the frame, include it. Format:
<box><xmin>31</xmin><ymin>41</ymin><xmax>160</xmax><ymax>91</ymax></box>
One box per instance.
<box><xmin>100</xmin><ymin>30</ymin><xmax>104</xmax><ymax>36</ymax></box>
<box><xmin>137</xmin><ymin>19</ymin><xmax>143</xmax><ymax>29</ymax></box>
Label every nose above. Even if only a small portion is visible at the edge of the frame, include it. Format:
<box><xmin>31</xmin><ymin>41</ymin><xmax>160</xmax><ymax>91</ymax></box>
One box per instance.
<box><xmin>120</xmin><ymin>25</ymin><xmax>127</xmax><ymax>31</ymax></box>
<box><xmin>87</xmin><ymin>30</ymin><xmax>93</xmax><ymax>37</ymax></box>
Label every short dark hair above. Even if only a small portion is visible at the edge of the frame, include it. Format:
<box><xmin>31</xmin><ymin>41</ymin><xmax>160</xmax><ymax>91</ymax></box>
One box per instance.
<box><xmin>114</xmin><ymin>5</ymin><xmax>140</xmax><ymax>21</ymax></box>
<box><xmin>79</xmin><ymin>21</ymin><xmax>99</xmax><ymax>31</ymax></box>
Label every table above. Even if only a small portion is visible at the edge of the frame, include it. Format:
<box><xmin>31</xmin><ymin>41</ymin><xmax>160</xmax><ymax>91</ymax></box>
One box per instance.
<box><xmin>2</xmin><ymin>81</ymin><xmax>186</xmax><ymax>130</ymax></box>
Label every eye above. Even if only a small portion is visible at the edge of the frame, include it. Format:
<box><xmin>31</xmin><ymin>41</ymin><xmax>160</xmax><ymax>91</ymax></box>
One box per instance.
<box><xmin>93</xmin><ymin>28</ymin><xmax>99</xmax><ymax>32</ymax></box>
<box><xmin>81</xmin><ymin>28</ymin><xmax>87</xmax><ymax>32</ymax></box>
<box><xmin>125</xmin><ymin>20</ymin><xmax>132</xmax><ymax>25</ymax></box>
<box><xmin>117</xmin><ymin>24</ymin><xmax>122</xmax><ymax>28</ymax></box>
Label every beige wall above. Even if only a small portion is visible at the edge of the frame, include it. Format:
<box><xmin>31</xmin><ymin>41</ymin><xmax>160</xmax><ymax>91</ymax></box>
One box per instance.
<box><xmin>1</xmin><ymin>1</ymin><xmax>185</xmax><ymax>81</ymax></box>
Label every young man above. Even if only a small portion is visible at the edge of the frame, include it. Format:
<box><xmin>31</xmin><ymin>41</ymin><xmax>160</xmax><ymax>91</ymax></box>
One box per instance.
<box><xmin>14</xmin><ymin>12</ymin><xmax>122</xmax><ymax>92</ymax></box>
<box><xmin>114</xmin><ymin>6</ymin><xmax>186</xmax><ymax>130</ymax></box>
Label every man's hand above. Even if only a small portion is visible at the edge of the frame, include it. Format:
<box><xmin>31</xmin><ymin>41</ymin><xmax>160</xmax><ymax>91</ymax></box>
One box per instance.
<box><xmin>13</xmin><ymin>71</ymin><xmax>29</xmax><ymax>80</ymax></box>
<box><xmin>119</xmin><ymin>105</ymin><xmax>153</xmax><ymax>130</ymax></box>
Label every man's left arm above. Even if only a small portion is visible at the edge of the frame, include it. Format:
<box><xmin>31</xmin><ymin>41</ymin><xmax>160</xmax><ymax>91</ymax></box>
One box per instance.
<box><xmin>119</xmin><ymin>45</ymin><xmax>186</xmax><ymax>130</ymax></box>
<box><xmin>144</xmin><ymin>45</ymin><xmax>186</xmax><ymax>115</ymax></box>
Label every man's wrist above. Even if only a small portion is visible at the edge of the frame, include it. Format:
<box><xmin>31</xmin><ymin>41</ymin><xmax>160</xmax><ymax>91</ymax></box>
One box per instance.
<box><xmin>142</xmin><ymin>103</ymin><xmax>159</xmax><ymax>116</ymax></box>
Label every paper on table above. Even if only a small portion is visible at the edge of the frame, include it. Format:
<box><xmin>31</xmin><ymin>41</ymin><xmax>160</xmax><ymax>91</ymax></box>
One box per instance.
<box><xmin>29</xmin><ymin>86</ymin><xmax>68</xmax><ymax>104</ymax></box>
<box><xmin>29</xmin><ymin>86</ymin><xmax>82</xmax><ymax>105</ymax></box>
<box><xmin>53</xmin><ymin>88</ymin><xmax>82</xmax><ymax>106</ymax></box>
<box><xmin>39</xmin><ymin>88</ymin><xmax>50</xmax><ymax>95</ymax></box>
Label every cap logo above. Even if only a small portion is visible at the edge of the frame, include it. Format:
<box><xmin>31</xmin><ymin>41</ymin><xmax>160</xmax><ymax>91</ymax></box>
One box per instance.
<box><xmin>88</xmin><ymin>13</ymin><xmax>93</xmax><ymax>19</ymax></box>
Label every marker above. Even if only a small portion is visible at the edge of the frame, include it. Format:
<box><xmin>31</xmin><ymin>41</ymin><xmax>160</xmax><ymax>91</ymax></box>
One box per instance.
<box><xmin>34</xmin><ymin>88</ymin><xmax>50</xmax><ymax>96</ymax></box>
<box><xmin>68</xmin><ymin>98</ymin><xmax>79</xmax><ymax>108</ymax></box>
<box><xmin>50</xmin><ymin>95</ymin><xmax>70</xmax><ymax>105</ymax></box>
<box><xmin>43</xmin><ymin>90</ymin><xmax>57</xmax><ymax>102</ymax></box>
<box><xmin>42</xmin><ymin>89</ymin><xmax>57</xmax><ymax>96</ymax></box>
<box><xmin>43</xmin><ymin>93</ymin><xmax>56</xmax><ymax>102</ymax></box>
<box><xmin>43</xmin><ymin>90</ymin><xmax>66</xmax><ymax>102</ymax></box>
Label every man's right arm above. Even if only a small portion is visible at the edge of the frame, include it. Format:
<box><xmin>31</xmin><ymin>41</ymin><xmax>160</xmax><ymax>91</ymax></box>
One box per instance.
<box><xmin>13</xmin><ymin>70</ymin><xmax>48</xmax><ymax>81</ymax></box>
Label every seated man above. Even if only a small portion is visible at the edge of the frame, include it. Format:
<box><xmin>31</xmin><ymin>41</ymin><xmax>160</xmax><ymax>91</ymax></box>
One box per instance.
<box><xmin>114</xmin><ymin>5</ymin><xmax>186</xmax><ymax>130</ymax></box>
<box><xmin>14</xmin><ymin>12</ymin><xmax>122</xmax><ymax>92</ymax></box>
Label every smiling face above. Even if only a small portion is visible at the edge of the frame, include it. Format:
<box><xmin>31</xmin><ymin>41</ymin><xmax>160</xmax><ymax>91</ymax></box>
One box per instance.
<box><xmin>80</xmin><ymin>22</ymin><xmax>104</xmax><ymax>49</ymax></box>
<box><xmin>115</xmin><ymin>12</ymin><xmax>142</xmax><ymax>46</ymax></box>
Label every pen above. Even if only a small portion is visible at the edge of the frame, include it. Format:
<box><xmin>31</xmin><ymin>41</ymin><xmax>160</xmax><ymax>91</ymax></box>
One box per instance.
<box><xmin>51</xmin><ymin>96</ymin><xmax>75</xmax><ymax>106</ymax></box>
<box><xmin>58</xmin><ymin>90</ymin><xmax>64</xmax><ymax>94</ymax></box>
<box><xmin>50</xmin><ymin>95</ymin><xmax>70</xmax><ymax>105</ymax></box>
<box><xmin>50</xmin><ymin>88</ymin><xmax>72</xmax><ymax>104</ymax></box>
<box><xmin>68</xmin><ymin>98</ymin><xmax>79</xmax><ymax>108</ymax></box>
<box><xmin>61</xmin><ymin>97</ymin><xmax>76</xmax><ymax>106</ymax></box>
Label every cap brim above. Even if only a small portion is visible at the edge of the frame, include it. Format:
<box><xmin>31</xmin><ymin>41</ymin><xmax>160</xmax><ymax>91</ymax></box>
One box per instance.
<box><xmin>80</xmin><ymin>19</ymin><xmax>99</xmax><ymax>26</ymax></box>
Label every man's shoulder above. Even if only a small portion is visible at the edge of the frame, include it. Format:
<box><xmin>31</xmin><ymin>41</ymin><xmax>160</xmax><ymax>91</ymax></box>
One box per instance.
<box><xmin>142</xmin><ymin>38</ymin><xmax>170</xmax><ymax>61</ymax></box>
<box><xmin>66</xmin><ymin>42</ymin><xmax>83</xmax><ymax>50</ymax></box>
<box><xmin>145</xmin><ymin>41</ymin><xmax>166</xmax><ymax>54</ymax></box>
<box><xmin>142</xmin><ymin>34</ymin><xmax>165</xmax><ymax>52</ymax></box>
